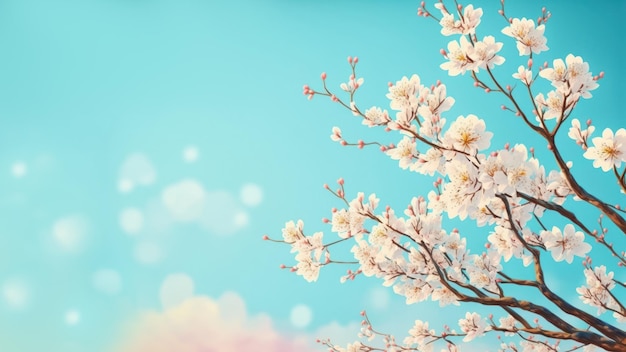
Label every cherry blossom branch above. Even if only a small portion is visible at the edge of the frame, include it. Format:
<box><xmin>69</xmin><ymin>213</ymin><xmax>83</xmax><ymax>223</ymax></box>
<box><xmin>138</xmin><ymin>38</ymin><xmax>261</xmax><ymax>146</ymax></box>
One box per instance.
<box><xmin>516</xmin><ymin>191</ymin><xmax>626</xmax><ymax>265</ymax></box>
<box><xmin>497</xmin><ymin>194</ymin><xmax>626</xmax><ymax>348</ymax></box>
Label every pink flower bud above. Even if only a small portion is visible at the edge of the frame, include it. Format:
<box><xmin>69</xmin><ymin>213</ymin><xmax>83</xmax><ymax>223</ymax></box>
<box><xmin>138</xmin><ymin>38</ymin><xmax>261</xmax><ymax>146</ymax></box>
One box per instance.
<box><xmin>337</xmin><ymin>177</ymin><xmax>344</xmax><ymax>185</ymax></box>
<box><xmin>527</xmin><ymin>59</ymin><xmax>533</xmax><ymax>68</ymax></box>
<box><xmin>439</xmin><ymin>48</ymin><xmax>447</xmax><ymax>57</ymax></box>
<box><xmin>599</xmin><ymin>71</ymin><xmax>605</xmax><ymax>78</ymax></box>
<box><xmin>322</xmin><ymin>218</ymin><xmax>329</xmax><ymax>223</ymax></box>
<box><xmin>498</xmin><ymin>9</ymin><xmax>504</xmax><ymax>15</ymax></box>
<box><xmin>506</xmin><ymin>84</ymin><xmax>511</xmax><ymax>91</ymax></box>
<box><xmin>457</xmin><ymin>4</ymin><xmax>462</xmax><ymax>10</ymax></box>
<box><xmin>262</xmin><ymin>235</ymin><xmax>269</xmax><ymax>240</ymax></box>
<box><xmin>323</xmin><ymin>183</ymin><xmax>329</xmax><ymax>189</ymax></box>
<box><xmin>360</xmin><ymin>310</ymin><xmax>366</xmax><ymax>316</ymax></box>
<box><xmin>586</xmin><ymin>119</ymin><xmax>592</xmax><ymax>126</ymax></box>
<box><xmin>347</xmin><ymin>56</ymin><xmax>352</xmax><ymax>63</ymax></box>
<box><xmin>340</xmin><ymin>140</ymin><xmax>347</xmax><ymax>146</ymax></box>
<box><xmin>501</xmin><ymin>105</ymin><xmax>506</xmax><ymax>110</ymax></box>
<box><xmin>321</xmin><ymin>72</ymin><xmax>327</xmax><ymax>80</ymax></box>
<box><xmin>484</xmin><ymin>88</ymin><xmax>491</xmax><ymax>93</ymax></box>
<box><xmin>420</xmin><ymin>1</ymin><xmax>425</xmax><ymax>6</ymax></box>
<box><xmin>473</xmin><ymin>81</ymin><xmax>479</xmax><ymax>87</ymax></box>
<box><xmin>354</xmin><ymin>56</ymin><xmax>359</xmax><ymax>63</ymax></box>
<box><xmin>280</xmin><ymin>264</ymin><xmax>286</xmax><ymax>269</ymax></box>
<box><xmin>358</xmin><ymin>140</ymin><xmax>365</xmax><ymax>149</ymax></box>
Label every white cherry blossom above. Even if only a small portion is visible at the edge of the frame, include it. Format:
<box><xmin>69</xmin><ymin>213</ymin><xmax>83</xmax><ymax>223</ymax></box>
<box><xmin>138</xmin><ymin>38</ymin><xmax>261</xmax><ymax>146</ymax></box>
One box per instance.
<box><xmin>443</xmin><ymin>114</ymin><xmax>493</xmax><ymax>153</ymax></box>
<box><xmin>501</xmin><ymin>18</ymin><xmax>548</xmax><ymax>55</ymax></box>
<box><xmin>540</xmin><ymin>54</ymin><xmax>598</xmax><ymax>98</ymax></box>
<box><xmin>469</xmin><ymin>36</ymin><xmax>505</xmax><ymax>70</ymax></box>
<box><xmin>513</xmin><ymin>65</ymin><xmax>533</xmax><ymax>85</ymax></box>
<box><xmin>440</xmin><ymin>36</ymin><xmax>476</xmax><ymax>76</ymax></box>
<box><xmin>437</xmin><ymin>4</ymin><xmax>483</xmax><ymax>36</ymax></box>
<box><xmin>282</xmin><ymin>220</ymin><xmax>304</xmax><ymax>243</ymax></box>
<box><xmin>583</xmin><ymin>128</ymin><xmax>626</xmax><ymax>171</ymax></box>
<box><xmin>541</xmin><ymin>224</ymin><xmax>591</xmax><ymax>263</ymax></box>
<box><xmin>458</xmin><ymin>312</ymin><xmax>487</xmax><ymax>342</ymax></box>
<box><xmin>363</xmin><ymin>107</ymin><xmax>391</xmax><ymax>127</ymax></box>
<box><xmin>387</xmin><ymin>136</ymin><xmax>418</xmax><ymax>169</ymax></box>
<box><xmin>568</xmin><ymin>118</ymin><xmax>595</xmax><ymax>147</ymax></box>
<box><xmin>386</xmin><ymin>74</ymin><xmax>422</xmax><ymax>111</ymax></box>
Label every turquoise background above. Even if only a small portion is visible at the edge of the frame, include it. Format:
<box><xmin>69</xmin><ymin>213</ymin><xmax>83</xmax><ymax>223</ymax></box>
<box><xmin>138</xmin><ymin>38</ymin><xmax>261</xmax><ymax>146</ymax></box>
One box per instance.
<box><xmin>0</xmin><ymin>0</ymin><xmax>624</xmax><ymax>350</ymax></box>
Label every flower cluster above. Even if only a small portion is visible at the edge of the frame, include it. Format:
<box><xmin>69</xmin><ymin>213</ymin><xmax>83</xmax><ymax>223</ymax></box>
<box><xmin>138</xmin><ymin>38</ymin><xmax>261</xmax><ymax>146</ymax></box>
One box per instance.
<box><xmin>501</xmin><ymin>17</ymin><xmax>548</xmax><ymax>56</ymax></box>
<box><xmin>577</xmin><ymin>264</ymin><xmax>625</xmax><ymax>323</ymax></box>
<box><xmin>281</xmin><ymin>220</ymin><xmax>325</xmax><ymax>282</ymax></box>
<box><xmin>440</xmin><ymin>36</ymin><xmax>505</xmax><ymax>76</ymax></box>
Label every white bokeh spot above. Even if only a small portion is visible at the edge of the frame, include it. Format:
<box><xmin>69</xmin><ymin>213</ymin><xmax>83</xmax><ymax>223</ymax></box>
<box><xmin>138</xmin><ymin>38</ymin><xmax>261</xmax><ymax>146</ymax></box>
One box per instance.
<box><xmin>11</xmin><ymin>162</ymin><xmax>27</xmax><ymax>178</ymax></box>
<box><xmin>52</xmin><ymin>215</ymin><xmax>88</xmax><ymax>253</ymax></box>
<box><xmin>198</xmin><ymin>190</ymin><xmax>247</xmax><ymax>236</ymax></box>
<box><xmin>92</xmin><ymin>269</ymin><xmax>122</xmax><ymax>295</ymax></box>
<box><xmin>233</xmin><ymin>211</ymin><xmax>249</xmax><ymax>228</ymax></box>
<box><xmin>162</xmin><ymin>179</ymin><xmax>206</xmax><ymax>222</ymax></box>
<box><xmin>134</xmin><ymin>241</ymin><xmax>163</xmax><ymax>265</ymax></box>
<box><xmin>2</xmin><ymin>279</ymin><xmax>29</xmax><ymax>309</ymax></box>
<box><xmin>119</xmin><ymin>153</ymin><xmax>156</xmax><ymax>193</ymax></box>
<box><xmin>160</xmin><ymin>273</ymin><xmax>195</xmax><ymax>310</ymax></box>
<box><xmin>119</xmin><ymin>207</ymin><xmax>144</xmax><ymax>235</ymax></box>
<box><xmin>182</xmin><ymin>146</ymin><xmax>199</xmax><ymax>163</ymax></box>
<box><xmin>239</xmin><ymin>183</ymin><xmax>263</xmax><ymax>207</ymax></box>
<box><xmin>65</xmin><ymin>309</ymin><xmax>80</xmax><ymax>326</ymax></box>
<box><xmin>118</xmin><ymin>179</ymin><xmax>134</xmax><ymax>193</ymax></box>
<box><xmin>290</xmin><ymin>304</ymin><xmax>312</xmax><ymax>328</ymax></box>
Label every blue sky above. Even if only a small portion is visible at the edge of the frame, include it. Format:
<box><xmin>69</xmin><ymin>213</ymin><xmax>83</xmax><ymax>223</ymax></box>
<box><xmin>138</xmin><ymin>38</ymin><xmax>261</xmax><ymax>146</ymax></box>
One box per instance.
<box><xmin>0</xmin><ymin>0</ymin><xmax>624</xmax><ymax>351</ymax></box>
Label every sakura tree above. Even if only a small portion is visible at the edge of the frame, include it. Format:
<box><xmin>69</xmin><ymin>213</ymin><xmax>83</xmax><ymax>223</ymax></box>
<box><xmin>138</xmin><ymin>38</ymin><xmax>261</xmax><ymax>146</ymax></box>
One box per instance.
<box><xmin>265</xmin><ymin>1</ymin><xmax>625</xmax><ymax>351</ymax></box>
